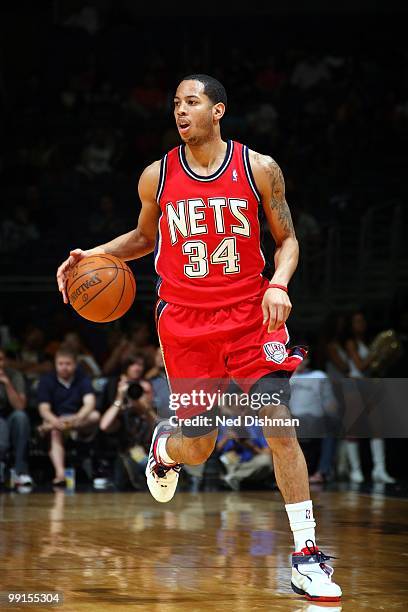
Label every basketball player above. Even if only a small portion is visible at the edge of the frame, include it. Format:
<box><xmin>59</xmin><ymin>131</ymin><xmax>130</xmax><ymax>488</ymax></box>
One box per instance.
<box><xmin>57</xmin><ymin>75</ymin><xmax>341</xmax><ymax>602</ymax></box>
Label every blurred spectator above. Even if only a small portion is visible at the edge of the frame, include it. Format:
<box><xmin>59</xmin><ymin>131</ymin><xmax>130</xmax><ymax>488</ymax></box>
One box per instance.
<box><xmin>25</xmin><ymin>184</ymin><xmax>49</xmax><ymax>227</ymax></box>
<box><xmin>62</xmin><ymin>331</ymin><xmax>102</xmax><ymax>378</ymax></box>
<box><xmin>0</xmin><ymin>205</ymin><xmax>40</xmax><ymax>253</ymax></box>
<box><xmin>102</xmin><ymin>320</ymin><xmax>156</xmax><ymax>376</ymax></box>
<box><xmin>320</xmin><ymin>312</ymin><xmax>350</xmax><ymax>380</ymax></box>
<box><xmin>292</xmin><ymin>203</ymin><xmax>321</xmax><ymax>247</ymax></box>
<box><xmin>127</xmin><ymin>74</ymin><xmax>166</xmax><ymax>118</ymax></box>
<box><xmin>88</xmin><ymin>194</ymin><xmax>127</xmax><ymax>242</ymax></box>
<box><xmin>246</xmin><ymin>102</ymin><xmax>279</xmax><ymax>148</ymax></box>
<box><xmin>63</xmin><ymin>5</ymin><xmax>101</xmax><ymax>36</ymax></box>
<box><xmin>37</xmin><ymin>347</ymin><xmax>99</xmax><ymax>486</ymax></box>
<box><xmin>100</xmin><ymin>353</ymin><xmax>152</xmax><ymax>414</ymax></box>
<box><xmin>9</xmin><ymin>325</ymin><xmax>53</xmax><ymax>383</ymax></box>
<box><xmin>255</xmin><ymin>56</ymin><xmax>285</xmax><ymax>94</ymax></box>
<box><xmin>344</xmin><ymin>311</ymin><xmax>395</xmax><ymax>484</ymax></box>
<box><xmin>217</xmin><ymin>425</ymin><xmax>273</xmax><ymax>491</ymax></box>
<box><xmin>344</xmin><ymin>311</ymin><xmax>374</xmax><ymax>378</ymax></box>
<box><xmin>146</xmin><ymin>347</ymin><xmax>171</xmax><ymax>418</ymax></box>
<box><xmin>291</xmin><ymin>53</ymin><xmax>330</xmax><ymax>90</ymax></box>
<box><xmin>393</xmin><ymin>309</ymin><xmax>408</xmax><ymax>376</ymax></box>
<box><xmin>289</xmin><ymin>355</ymin><xmax>339</xmax><ymax>483</ymax></box>
<box><xmin>0</xmin><ymin>347</ymin><xmax>32</xmax><ymax>487</ymax></box>
<box><xmin>317</xmin><ymin>312</ymin><xmax>350</xmax><ymax>478</ymax></box>
<box><xmin>99</xmin><ymin>355</ymin><xmax>155</xmax><ymax>490</ymax></box>
<box><xmin>77</xmin><ymin>128</ymin><xmax>116</xmax><ymax>177</ymax></box>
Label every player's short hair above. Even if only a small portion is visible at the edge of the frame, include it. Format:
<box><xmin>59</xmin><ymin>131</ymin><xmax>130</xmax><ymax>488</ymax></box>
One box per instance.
<box><xmin>181</xmin><ymin>74</ymin><xmax>227</xmax><ymax>109</ymax></box>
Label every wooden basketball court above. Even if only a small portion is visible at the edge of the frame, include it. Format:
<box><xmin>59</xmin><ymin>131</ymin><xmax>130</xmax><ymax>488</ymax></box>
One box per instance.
<box><xmin>0</xmin><ymin>488</ymin><xmax>406</xmax><ymax>610</ymax></box>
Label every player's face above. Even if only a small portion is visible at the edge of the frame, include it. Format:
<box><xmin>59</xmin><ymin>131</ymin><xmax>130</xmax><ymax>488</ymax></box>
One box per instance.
<box><xmin>174</xmin><ymin>80</ymin><xmax>215</xmax><ymax>145</ymax></box>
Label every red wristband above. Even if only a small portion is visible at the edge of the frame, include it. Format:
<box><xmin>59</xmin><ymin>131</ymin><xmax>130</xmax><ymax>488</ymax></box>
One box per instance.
<box><xmin>268</xmin><ymin>283</ymin><xmax>288</xmax><ymax>293</ymax></box>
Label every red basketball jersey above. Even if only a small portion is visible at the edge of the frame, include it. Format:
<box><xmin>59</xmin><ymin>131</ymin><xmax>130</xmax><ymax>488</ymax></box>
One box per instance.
<box><xmin>154</xmin><ymin>140</ymin><xmax>266</xmax><ymax>308</ymax></box>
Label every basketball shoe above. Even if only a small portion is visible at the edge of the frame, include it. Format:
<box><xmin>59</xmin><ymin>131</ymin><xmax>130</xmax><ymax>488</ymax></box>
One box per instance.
<box><xmin>145</xmin><ymin>420</ymin><xmax>182</xmax><ymax>503</ymax></box>
<box><xmin>291</xmin><ymin>540</ymin><xmax>342</xmax><ymax>602</ymax></box>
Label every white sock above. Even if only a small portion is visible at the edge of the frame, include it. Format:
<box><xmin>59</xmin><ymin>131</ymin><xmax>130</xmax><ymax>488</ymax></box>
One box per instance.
<box><xmin>285</xmin><ymin>500</ymin><xmax>316</xmax><ymax>552</ymax></box>
<box><xmin>156</xmin><ymin>434</ymin><xmax>177</xmax><ymax>466</ymax></box>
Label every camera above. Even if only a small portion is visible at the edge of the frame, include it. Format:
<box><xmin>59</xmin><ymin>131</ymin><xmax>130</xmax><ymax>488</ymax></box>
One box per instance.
<box><xmin>126</xmin><ymin>381</ymin><xmax>144</xmax><ymax>401</ymax></box>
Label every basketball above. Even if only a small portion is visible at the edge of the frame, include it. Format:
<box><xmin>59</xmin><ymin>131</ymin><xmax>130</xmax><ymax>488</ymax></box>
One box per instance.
<box><xmin>66</xmin><ymin>254</ymin><xmax>136</xmax><ymax>322</ymax></box>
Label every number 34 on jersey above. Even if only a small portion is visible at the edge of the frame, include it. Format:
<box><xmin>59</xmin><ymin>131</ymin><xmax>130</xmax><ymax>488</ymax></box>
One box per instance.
<box><xmin>165</xmin><ymin>197</ymin><xmax>250</xmax><ymax>278</ymax></box>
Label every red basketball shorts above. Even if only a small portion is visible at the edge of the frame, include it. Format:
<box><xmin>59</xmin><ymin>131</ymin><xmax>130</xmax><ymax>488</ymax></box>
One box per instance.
<box><xmin>156</xmin><ymin>281</ymin><xmax>306</xmax><ymax>421</ymax></box>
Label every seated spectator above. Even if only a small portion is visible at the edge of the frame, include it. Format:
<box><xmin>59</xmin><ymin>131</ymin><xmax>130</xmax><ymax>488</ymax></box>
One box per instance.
<box><xmin>0</xmin><ymin>204</ymin><xmax>40</xmax><ymax>253</ymax></box>
<box><xmin>62</xmin><ymin>331</ymin><xmax>102</xmax><ymax>378</ymax></box>
<box><xmin>217</xmin><ymin>425</ymin><xmax>273</xmax><ymax>491</ymax></box>
<box><xmin>102</xmin><ymin>320</ymin><xmax>156</xmax><ymax>376</ymax></box>
<box><xmin>289</xmin><ymin>355</ymin><xmax>339</xmax><ymax>483</ymax></box>
<box><xmin>128</xmin><ymin>74</ymin><xmax>166</xmax><ymax>118</ymax></box>
<box><xmin>145</xmin><ymin>347</ymin><xmax>171</xmax><ymax>419</ymax></box>
<box><xmin>77</xmin><ymin>128</ymin><xmax>115</xmax><ymax>178</ymax></box>
<box><xmin>99</xmin><ymin>354</ymin><xmax>155</xmax><ymax>490</ymax></box>
<box><xmin>292</xmin><ymin>203</ymin><xmax>321</xmax><ymax>247</ymax></box>
<box><xmin>0</xmin><ymin>348</ymin><xmax>32</xmax><ymax>488</ymax></box>
<box><xmin>8</xmin><ymin>325</ymin><xmax>53</xmax><ymax>383</ymax></box>
<box><xmin>291</xmin><ymin>53</ymin><xmax>330</xmax><ymax>90</ymax></box>
<box><xmin>37</xmin><ymin>347</ymin><xmax>99</xmax><ymax>486</ymax></box>
<box><xmin>88</xmin><ymin>194</ymin><xmax>127</xmax><ymax>243</ymax></box>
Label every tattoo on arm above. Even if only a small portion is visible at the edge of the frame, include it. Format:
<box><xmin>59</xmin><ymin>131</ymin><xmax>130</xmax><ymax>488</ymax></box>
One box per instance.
<box><xmin>256</xmin><ymin>153</ymin><xmax>295</xmax><ymax>236</ymax></box>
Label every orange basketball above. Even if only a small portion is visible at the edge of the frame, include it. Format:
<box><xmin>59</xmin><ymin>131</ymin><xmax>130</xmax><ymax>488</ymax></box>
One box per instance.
<box><xmin>67</xmin><ymin>254</ymin><xmax>136</xmax><ymax>323</ymax></box>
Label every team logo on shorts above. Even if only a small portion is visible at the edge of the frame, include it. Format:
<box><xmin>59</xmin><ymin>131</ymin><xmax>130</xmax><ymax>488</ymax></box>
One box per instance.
<box><xmin>263</xmin><ymin>341</ymin><xmax>287</xmax><ymax>364</ymax></box>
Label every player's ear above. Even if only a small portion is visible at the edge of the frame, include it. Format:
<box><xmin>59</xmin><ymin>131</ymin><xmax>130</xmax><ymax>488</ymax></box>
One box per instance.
<box><xmin>213</xmin><ymin>102</ymin><xmax>225</xmax><ymax>123</ymax></box>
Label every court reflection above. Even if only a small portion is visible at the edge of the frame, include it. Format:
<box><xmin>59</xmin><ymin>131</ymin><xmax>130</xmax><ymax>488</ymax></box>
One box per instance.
<box><xmin>0</xmin><ymin>490</ymin><xmax>405</xmax><ymax>610</ymax></box>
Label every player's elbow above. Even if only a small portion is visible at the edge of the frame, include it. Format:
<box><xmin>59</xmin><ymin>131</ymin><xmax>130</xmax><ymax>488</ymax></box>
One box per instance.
<box><xmin>136</xmin><ymin>230</ymin><xmax>156</xmax><ymax>254</ymax></box>
<box><xmin>275</xmin><ymin>234</ymin><xmax>299</xmax><ymax>256</ymax></box>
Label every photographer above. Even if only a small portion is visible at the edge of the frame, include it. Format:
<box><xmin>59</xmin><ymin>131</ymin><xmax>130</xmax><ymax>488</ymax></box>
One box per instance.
<box><xmin>99</xmin><ymin>354</ymin><xmax>156</xmax><ymax>489</ymax></box>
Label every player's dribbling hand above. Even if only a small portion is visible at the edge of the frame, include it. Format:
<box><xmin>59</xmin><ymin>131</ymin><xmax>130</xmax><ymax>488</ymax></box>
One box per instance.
<box><xmin>56</xmin><ymin>248</ymin><xmax>88</xmax><ymax>304</ymax></box>
<box><xmin>262</xmin><ymin>287</ymin><xmax>292</xmax><ymax>333</ymax></box>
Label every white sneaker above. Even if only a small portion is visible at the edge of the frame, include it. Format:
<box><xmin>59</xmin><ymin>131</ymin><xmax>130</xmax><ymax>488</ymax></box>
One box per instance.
<box><xmin>349</xmin><ymin>468</ymin><xmax>364</xmax><ymax>483</ymax></box>
<box><xmin>145</xmin><ymin>421</ymin><xmax>182</xmax><ymax>503</ymax></box>
<box><xmin>291</xmin><ymin>540</ymin><xmax>342</xmax><ymax>602</ymax></box>
<box><xmin>372</xmin><ymin>467</ymin><xmax>396</xmax><ymax>484</ymax></box>
<box><xmin>15</xmin><ymin>474</ymin><xmax>33</xmax><ymax>487</ymax></box>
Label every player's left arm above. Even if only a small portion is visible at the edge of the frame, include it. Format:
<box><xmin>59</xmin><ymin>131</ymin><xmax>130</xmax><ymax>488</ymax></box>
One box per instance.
<box><xmin>249</xmin><ymin>150</ymin><xmax>299</xmax><ymax>332</ymax></box>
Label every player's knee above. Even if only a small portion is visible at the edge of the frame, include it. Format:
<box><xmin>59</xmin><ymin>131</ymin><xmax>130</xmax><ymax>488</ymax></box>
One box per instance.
<box><xmin>183</xmin><ymin>433</ymin><xmax>216</xmax><ymax>465</ymax></box>
<box><xmin>260</xmin><ymin>403</ymin><xmax>297</xmax><ymax>441</ymax></box>
<box><xmin>260</xmin><ymin>402</ymin><xmax>292</xmax><ymax>421</ymax></box>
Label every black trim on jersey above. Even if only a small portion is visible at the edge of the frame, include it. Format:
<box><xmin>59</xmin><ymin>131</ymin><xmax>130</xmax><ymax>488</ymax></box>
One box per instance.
<box><xmin>243</xmin><ymin>145</ymin><xmax>261</xmax><ymax>202</ymax></box>
<box><xmin>155</xmin><ymin>298</ymin><xmax>167</xmax><ymax>325</ymax></box>
<box><xmin>156</xmin><ymin>154</ymin><xmax>168</xmax><ymax>203</ymax></box>
<box><xmin>179</xmin><ymin>140</ymin><xmax>233</xmax><ymax>182</ymax></box>
<box><xmin>155</xmin><ymin>276</ymin><xmax>163</xmax><ymax>295</ymax></box>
